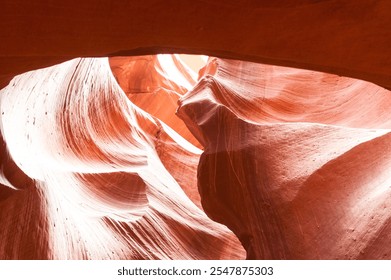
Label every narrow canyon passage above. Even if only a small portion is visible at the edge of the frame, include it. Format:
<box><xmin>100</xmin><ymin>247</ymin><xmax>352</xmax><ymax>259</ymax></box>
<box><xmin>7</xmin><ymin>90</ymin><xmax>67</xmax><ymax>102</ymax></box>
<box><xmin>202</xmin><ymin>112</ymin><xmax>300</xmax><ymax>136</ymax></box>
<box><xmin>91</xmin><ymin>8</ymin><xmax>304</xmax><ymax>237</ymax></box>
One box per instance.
<box><xmin>1</xmin><ymin>53</ymin><xmax>391</xmax><ymax>259</ymax></box>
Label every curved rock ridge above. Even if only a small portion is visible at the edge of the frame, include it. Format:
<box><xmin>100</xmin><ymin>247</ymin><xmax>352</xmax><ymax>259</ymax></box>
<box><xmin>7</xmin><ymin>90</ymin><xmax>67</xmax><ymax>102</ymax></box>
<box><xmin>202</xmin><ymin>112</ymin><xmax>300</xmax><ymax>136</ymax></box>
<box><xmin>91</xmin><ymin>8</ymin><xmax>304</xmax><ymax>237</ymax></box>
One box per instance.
<box><xmin>0</xmin><ymin>57</ymin><xmax>245</xmax><ymax>259</ymax></box>
<box><xmin>183</xmin><ymin>58</ymin><xmax>391</xmax><ymax>129</ymax></box>
<box><xmin>178</xmin><ymin>57</ymin><xmax>391</xmax><ymax>259</ymax></box>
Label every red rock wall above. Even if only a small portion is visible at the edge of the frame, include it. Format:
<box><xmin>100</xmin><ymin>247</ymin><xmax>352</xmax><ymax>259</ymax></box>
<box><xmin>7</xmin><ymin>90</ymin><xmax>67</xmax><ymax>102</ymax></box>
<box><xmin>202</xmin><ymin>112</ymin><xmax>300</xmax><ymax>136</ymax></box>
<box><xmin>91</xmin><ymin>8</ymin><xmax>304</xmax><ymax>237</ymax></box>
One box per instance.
<box><xmin>1</xmin><ymin>1</ymin><xmax>391</xmax><ymax>260</ymax></box>
<box><xmin>1</xmin><ymin>1</ymin><xmax>391</xmax><ymax>90</ymax></box>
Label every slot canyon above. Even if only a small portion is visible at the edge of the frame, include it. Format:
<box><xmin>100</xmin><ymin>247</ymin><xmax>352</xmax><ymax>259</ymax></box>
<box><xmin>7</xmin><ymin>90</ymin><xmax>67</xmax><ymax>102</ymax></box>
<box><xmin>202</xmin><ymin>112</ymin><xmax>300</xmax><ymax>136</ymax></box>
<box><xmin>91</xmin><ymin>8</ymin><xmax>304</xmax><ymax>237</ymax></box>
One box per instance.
<box><xmin>1</xmin><ymin>1</ymin><xmax>391</xmax><ymax>259</ymax></box>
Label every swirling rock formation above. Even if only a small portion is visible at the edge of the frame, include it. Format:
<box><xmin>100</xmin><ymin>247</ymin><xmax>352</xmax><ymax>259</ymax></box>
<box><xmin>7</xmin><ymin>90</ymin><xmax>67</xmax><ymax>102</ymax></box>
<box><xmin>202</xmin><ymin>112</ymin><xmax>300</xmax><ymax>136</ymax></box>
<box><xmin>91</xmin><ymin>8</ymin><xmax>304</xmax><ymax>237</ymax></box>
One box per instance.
<box><xmin>1</xmin><ymin>1</ymin><xmax>391</xmax><ymax>260</ymax></box>
<box><xmin>0</xmin><ymin>56</ymin><xmax>244</xmax><ymax>259</ymax></box>
<box><xmin>3</xmin><ymin>52</ymin><xmax>391</xmax><ymax>260</ymax></box>
<box><xmin>178</xmin><ymin>58</ymin><xmax>391</xmax><ymax>259</ymax></box>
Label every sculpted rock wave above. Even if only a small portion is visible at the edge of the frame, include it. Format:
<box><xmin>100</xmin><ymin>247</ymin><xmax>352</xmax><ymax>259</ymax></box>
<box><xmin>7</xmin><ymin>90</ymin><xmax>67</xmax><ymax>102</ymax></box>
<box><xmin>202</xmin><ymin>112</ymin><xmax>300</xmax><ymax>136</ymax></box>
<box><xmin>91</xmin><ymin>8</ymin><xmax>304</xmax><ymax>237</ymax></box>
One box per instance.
<box><xmin>0</xmin><ymin>56</ymin><xmax>244</xmax><ymax>259</ymax></box>
<box><xmin>178</xmin><ymin>58</ymin><xmax>391</xmax><ymax>259</ymax></box>
<box><xmin>2</xmin><ymin>53</ymin><xmax>391</xmax><ymax>260</ymax></box>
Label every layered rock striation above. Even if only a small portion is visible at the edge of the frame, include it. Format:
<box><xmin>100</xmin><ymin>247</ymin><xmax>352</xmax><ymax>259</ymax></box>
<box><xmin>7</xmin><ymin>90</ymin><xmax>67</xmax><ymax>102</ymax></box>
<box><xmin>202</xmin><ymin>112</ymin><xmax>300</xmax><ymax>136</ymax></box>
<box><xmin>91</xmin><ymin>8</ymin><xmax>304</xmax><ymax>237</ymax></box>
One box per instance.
<box><xmin>0</xmin><ymin>56</ymin><xmax>244</xmax><ymax>259</ymax></box>
<box><xmin>1</xmin><ymin>47</ymin><xmax>391</xmax><ymax>259</ymax></box>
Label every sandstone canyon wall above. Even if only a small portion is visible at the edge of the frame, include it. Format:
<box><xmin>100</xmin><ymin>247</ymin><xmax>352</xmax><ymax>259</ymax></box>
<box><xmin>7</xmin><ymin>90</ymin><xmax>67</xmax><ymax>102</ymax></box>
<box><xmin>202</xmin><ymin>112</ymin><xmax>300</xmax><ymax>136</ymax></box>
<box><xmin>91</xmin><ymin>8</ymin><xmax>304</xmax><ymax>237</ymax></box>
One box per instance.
<box><xmin>1</xmin><ymin>1</ymin><xmax>391</xmax><ymax>260</ymax></box>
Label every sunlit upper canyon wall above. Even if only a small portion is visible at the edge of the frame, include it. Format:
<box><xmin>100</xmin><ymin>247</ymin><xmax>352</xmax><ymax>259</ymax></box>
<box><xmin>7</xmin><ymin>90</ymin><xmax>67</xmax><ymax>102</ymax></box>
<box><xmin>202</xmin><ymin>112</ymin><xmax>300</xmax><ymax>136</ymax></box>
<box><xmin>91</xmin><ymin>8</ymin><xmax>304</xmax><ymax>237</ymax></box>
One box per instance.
<box><xmin>1</xmin><ymin>0</ymin><xmax>391</xmax><ymax>260</ymax></box>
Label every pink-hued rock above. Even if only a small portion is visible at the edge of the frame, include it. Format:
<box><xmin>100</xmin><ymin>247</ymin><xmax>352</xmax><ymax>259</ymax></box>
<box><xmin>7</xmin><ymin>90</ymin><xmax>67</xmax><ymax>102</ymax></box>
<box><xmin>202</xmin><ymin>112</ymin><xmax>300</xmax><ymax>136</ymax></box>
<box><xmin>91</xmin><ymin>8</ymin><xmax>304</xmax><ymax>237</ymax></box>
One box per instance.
<box><xmin>1</xmin><ymin>0</ymin><xmax>391</xmax><ymax>259</ymax></box>
<box><xmin>178</xmin><ymin>58</ymin><xmax>391</xmax><ymax>259</ymax></box>
<box><xmin>3</xmin><ymin>50</ymin><xmax>391</xmax><ymax>259</ymax></box>
<box><xmin>0</xmin><ymin>57</ymin><xmax>244</xmax><ymax>259</ymax></box>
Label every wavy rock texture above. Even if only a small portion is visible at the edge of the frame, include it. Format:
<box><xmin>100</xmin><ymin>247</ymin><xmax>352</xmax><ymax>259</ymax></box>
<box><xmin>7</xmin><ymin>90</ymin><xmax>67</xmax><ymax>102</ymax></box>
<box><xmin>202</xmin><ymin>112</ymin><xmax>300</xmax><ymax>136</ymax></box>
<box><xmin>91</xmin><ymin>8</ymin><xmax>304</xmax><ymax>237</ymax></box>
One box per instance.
<box><xmin>178</xmin><ymin>58</ymin><xmax>391</xmax><ymax>259</ymax></box>
<box><xmin>2</xmin><ymin>51</ymin><xmax>391</xmax><ymax>260</ymax></box>
<box><xmin>1</xmin><ymin>0</ymin><xmax>391</xmax><ymax>261</ymax></box>
<box><xmin>0</xmin><ymin>56</ymin><xmax>244</xmax><ymax>259</ymax></box>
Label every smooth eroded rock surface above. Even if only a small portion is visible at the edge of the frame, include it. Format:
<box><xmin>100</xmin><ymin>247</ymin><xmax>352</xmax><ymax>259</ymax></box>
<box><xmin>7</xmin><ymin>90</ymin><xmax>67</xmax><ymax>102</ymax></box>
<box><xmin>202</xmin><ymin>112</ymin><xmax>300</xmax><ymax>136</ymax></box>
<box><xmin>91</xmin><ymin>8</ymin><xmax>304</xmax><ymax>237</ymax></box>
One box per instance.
<box><xmin>0</xmin><ymin>56</ymin><xmax>244</xmax><ymax>259</ymax></box>
<box><xmin>178</xmin><ymin>58</ymin><xmax>391</xmax><ymax>259</ymax></box>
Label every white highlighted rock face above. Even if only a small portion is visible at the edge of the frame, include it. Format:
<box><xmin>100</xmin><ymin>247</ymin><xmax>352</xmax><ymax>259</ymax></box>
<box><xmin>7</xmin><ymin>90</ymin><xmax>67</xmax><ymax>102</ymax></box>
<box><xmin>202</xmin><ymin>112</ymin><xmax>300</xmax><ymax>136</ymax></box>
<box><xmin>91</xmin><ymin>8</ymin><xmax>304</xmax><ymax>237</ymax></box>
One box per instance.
<box><xmin>2</xmin><ymin>53</ymin><xmax>391</xmax><ymax>260</ymax></box>
<box><xmin>0</xmin><ymin>56</ymin><xmax>244</xmax><ymax>259</ymax></box>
